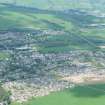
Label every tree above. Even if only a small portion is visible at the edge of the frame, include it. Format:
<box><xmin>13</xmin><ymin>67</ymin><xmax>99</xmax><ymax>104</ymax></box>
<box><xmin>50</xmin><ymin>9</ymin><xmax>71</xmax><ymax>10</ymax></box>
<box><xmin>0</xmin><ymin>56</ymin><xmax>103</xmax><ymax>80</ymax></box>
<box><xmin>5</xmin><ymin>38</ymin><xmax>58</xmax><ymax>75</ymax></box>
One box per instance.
<box><xmin>0</xmin><ymin>86</ymin><xmax>11</xmax><ymax>105</ymax></box>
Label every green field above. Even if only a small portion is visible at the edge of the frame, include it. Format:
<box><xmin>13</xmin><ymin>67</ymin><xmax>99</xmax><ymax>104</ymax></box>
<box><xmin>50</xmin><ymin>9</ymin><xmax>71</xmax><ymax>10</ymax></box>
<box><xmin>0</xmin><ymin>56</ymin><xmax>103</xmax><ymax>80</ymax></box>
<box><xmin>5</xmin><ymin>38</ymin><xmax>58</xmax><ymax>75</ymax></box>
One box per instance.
<box><xmin>1</xmin><ymin>0</ymin><xmax>105</xmax><ymax>10</ymax></box>
<box><xmin>0</xmin><ymin>0</ymin><xmax>105</xmax><ymax>53</ymax></box>
<box><xmin>11</xmin><ymin>84</ymin><xmax>105</xmax><ymax>105</ymax></box>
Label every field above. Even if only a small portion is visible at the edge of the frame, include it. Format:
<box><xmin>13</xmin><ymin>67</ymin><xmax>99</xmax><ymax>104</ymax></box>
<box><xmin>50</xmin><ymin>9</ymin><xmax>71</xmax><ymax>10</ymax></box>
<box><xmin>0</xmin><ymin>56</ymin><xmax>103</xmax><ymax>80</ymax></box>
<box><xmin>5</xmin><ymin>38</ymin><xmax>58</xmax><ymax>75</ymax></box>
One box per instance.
<box><xmin>0</xmin><ymin>1</ymin><xmax>105</xmax><ymax>53</ymax></box>
<box><xmin>1</xmin><ymin>0</ymin><xmax>105</xmax><ymax>105</ymax></box>
<box><xmin>11</xmin><ymin>84</ymin><xmax>105</xmax><ymax>105</ymax></box>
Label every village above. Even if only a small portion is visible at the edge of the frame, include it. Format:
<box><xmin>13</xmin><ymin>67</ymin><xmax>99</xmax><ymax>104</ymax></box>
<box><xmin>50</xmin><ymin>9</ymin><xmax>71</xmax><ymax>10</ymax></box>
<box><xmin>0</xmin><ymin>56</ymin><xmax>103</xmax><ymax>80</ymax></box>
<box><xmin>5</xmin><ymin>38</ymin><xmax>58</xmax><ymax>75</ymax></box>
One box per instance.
<box><xmin>0</xmin><ymin>49</ymin><xmax>105</xmax><ymax>103</ymax></box>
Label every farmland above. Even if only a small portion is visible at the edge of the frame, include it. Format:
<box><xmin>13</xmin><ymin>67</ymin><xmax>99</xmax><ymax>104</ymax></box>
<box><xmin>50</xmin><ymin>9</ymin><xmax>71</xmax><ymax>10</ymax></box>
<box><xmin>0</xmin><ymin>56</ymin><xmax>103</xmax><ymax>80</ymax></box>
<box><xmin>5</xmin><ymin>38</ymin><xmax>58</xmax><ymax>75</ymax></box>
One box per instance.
<box><xmin>0</xmin><ymin>0</ymin><xmax>105</xmax><ymax>105</ymax></box>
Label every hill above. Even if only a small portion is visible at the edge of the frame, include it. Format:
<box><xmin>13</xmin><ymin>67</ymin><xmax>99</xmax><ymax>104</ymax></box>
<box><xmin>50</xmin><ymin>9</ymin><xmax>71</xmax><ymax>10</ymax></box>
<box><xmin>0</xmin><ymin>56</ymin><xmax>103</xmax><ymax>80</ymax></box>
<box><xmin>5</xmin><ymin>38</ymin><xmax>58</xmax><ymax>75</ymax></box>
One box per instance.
<box><xmin>0</xmin><ymin>0</ymin><xmax>105</xmax><ymax>105</ymax></box>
